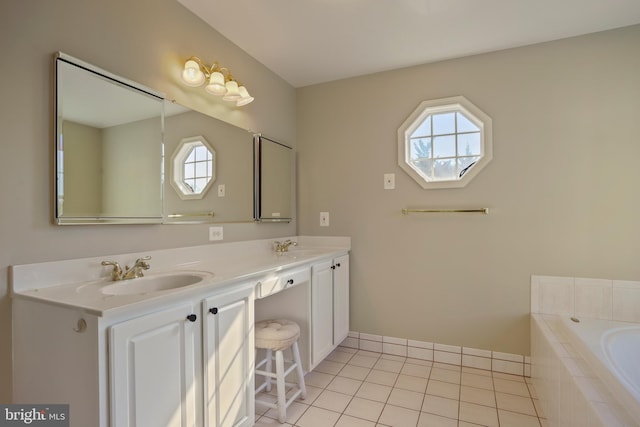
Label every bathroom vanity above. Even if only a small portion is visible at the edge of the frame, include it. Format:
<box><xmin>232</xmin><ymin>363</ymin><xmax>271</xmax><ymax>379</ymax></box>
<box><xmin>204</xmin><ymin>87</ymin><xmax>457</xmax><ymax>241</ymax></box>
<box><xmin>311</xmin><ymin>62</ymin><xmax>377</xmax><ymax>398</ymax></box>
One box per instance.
<box><xmin>10</xmin><ymin>236</ymin><xmax>350</xmax><ymax>427</ymax></box>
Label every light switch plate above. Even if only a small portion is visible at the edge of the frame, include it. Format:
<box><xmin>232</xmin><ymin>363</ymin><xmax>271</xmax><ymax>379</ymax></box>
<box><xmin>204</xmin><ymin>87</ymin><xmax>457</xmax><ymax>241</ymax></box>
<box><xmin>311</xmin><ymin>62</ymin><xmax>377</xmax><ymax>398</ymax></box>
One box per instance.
<box><xmin>384</xmin><ymin>173</ymin><xmax>395</xmax><ymax>190</ymax></box>
<box><xmin>217</xmin><ymin>184</ymin><xmax>225</xmax><ymax>197</ymax></box>
<box><xmin>209</xmin><ymin>226</ymin><xmax>223</xmax><ymax>241</ymax></box>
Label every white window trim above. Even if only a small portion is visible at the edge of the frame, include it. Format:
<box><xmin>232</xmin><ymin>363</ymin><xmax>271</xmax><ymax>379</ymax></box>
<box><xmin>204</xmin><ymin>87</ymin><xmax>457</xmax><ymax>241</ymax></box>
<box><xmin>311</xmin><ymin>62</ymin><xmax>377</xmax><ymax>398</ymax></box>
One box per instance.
<box><xmin>170</xmin><ymin>135</ymin><xmax>216</xmax><ymax>200</ymax></box>
<box><xmin>397</xmin><ymin>96</ymin><xmax>492</xmax><ymax>189</ymax></box>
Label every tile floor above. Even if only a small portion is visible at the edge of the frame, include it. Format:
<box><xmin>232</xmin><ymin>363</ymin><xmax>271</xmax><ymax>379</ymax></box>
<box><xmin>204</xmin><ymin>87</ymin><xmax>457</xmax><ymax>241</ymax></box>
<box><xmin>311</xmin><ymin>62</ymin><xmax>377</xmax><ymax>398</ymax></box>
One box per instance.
<box><xmin>254</xmin><ymin>346</ymin><xmax>546</xmax><ymax>427</ymax></box>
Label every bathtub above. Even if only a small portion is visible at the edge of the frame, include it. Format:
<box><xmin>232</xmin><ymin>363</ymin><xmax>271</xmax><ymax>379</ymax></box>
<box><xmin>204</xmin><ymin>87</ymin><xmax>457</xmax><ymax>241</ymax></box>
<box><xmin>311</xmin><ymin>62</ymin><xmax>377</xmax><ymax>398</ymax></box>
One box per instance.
<box><xmin>531</xmin><ymin>314</ymin><xmax>640</xmax><ymax>426</ymax></box>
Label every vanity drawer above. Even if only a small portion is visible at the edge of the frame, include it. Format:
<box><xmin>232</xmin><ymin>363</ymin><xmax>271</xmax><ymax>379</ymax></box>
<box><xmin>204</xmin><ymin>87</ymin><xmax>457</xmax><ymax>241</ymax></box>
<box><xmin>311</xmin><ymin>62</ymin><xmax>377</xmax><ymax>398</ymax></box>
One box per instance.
<box><xmin>256</xmin><ymin>266</ymin><xmax>310</xmax><ymax>298</ymax></box>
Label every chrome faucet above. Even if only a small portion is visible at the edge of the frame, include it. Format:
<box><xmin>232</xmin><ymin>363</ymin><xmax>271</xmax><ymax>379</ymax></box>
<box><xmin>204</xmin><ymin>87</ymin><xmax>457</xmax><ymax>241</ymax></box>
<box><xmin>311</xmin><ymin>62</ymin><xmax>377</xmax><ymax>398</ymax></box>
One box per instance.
<box><xmin>273</xmin><ymin>239</ymin><xmax>297</xmax><ymax>253</ymax></box>
<box><xmin>101</xmin><ymin>256</ymin><xmax>151</xmax><ymax>281</ymax></box>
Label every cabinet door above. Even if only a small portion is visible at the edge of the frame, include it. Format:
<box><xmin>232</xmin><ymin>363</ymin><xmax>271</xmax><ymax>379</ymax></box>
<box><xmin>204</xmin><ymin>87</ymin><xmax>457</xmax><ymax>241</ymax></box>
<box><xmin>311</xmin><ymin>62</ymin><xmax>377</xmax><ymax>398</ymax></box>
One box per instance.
<box><xmin>203</xmin><ymin>286</ymin><xmax>254</xmax><ymax>427</ymax></box>
<box><xmin>110</xmin><ymin>303</ymin><xmax>201</xmax><ymax>427</ymax></box>
<box><xmin>333</xmin><ymin>254</ymin><xmax>350</xmax><ymax>346</ymax></box>
<box><xmin>311</xmin><ymin>259</ymin><xmax>335</xmax><ymax>366</ymax></box>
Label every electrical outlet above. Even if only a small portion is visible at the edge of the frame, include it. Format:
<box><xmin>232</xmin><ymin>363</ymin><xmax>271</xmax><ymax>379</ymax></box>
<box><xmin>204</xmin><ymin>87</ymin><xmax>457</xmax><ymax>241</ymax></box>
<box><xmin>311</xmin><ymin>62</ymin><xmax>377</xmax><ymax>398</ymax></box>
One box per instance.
<box><xmin>217</xmin><ymin>184</ymin><xmax>225</xmax><ymax>197</ymax></box>
<box><xmin>384</xmin><ymin>173</ymin><xmax>395</xmax><ymax>190</ymax></box>
<box><xmin>320</xmin><ymin>212</ymin><xmax>330</xmax><ymax>227</ymax></box>
<box><xmin>209</xmin><ymin>226</ymin><xmax>223</xmax><ymax>241</ymax></box>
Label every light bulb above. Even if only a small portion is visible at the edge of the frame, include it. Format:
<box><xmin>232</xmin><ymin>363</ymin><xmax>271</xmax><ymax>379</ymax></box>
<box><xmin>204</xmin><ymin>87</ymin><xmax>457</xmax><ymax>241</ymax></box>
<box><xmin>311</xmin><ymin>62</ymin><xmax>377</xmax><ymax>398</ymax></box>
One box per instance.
<box><xmin>205</xmin><ymin>71</ymin><xmax>227</xmax><ymax>96</ymax></box>
<box><xmin>181</xmin><ymin>60</ymin><xmax>205</xmax><ymax>87</ymax></box>
<box><xmin>236</xmin><ymin>86</ymin><xmax>254</xmax><ymax>106</ymax></box>
<box><xmin>222</xmin><ymin>80</ymin><xmax>241</xmax><ymax>101</ymax></box>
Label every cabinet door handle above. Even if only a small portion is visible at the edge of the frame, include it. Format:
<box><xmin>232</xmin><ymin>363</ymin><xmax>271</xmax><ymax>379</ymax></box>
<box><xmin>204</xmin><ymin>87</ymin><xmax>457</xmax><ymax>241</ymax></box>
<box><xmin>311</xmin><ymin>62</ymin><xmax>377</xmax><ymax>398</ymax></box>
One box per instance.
<box><xmin>331</xmin><ymin>265</ymin><xmax>336</xmax><ymax>270</ymax></box>
<box><xmin>287</xmin><ymin>279</ymin><xmax>294</xmax><ymax>285</ymax></box>
<box><xmin>186</xmin><ymin>314</ymin><xmax>197</xmax><ymax>322</ymax></box>
<box><xmin>335</xmin><ymin>263</ymin><xmax>341</xmax><ymax>267</ymax></box>
<box><xmin>209</xmin><ymin>307</ymin><xmax>218</xmax><ymax>315</ymax></box>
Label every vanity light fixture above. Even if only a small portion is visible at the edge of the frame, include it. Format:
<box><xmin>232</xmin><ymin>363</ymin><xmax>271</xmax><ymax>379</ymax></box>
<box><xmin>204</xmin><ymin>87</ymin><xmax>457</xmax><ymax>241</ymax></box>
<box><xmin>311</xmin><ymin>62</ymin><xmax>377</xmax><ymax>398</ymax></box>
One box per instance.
<box><xmin>180</xmin><ymin>56</ymin><xmax>254</xmax><ymax>106</ymax></box>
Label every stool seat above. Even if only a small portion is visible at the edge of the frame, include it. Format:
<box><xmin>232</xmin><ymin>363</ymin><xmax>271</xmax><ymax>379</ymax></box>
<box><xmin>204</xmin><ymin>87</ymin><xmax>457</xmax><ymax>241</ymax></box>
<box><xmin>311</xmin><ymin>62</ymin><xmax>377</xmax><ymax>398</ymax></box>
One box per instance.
<box><xmin>255</xmin><ymin>319</ymin><xmax>300</xmax><ymax>351</ymax></box>
<box><xmin>254</xmin><ymin>319</ymin><xmax>307</xmax><ymax>423</ymax></box>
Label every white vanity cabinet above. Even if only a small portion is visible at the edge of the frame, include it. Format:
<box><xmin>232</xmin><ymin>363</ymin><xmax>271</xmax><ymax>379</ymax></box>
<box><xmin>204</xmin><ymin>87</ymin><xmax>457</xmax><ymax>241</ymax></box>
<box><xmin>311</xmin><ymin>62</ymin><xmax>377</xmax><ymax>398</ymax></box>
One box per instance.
<box><xmin>110</xmin><ymin>284</ymin><xmax>254</xmax><ymax>427</ymax></box>
<box><xmin>11</xmin><ymin>238</ymin><xmax>351</xmax><ymax>427</ymax></box>
<box><xmin>110</xmin><ymin>302</ymin><xmax>202</xmax><ymax>427</ymax></box>
<box><xmin>202</xmin><ymin>286</ymin><xmax>254</xmax><ymax>427</ymax></box>
<box><xmin>310</xmin><ymin>254</ymin><xmax>349</xmax><ymax>367</ymax></box>
<box><xmin>13</xmin><ymin>282</ymin><xmax>255</xmax><ymax>427</ymax></box>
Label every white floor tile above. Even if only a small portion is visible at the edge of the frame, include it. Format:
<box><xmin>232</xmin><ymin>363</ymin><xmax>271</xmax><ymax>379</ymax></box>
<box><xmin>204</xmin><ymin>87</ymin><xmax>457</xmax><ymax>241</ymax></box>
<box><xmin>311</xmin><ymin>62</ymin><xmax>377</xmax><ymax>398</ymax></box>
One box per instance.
<box><xmin>365</xmin><ymin>369</ymin><xmax>399</xmax><ymax>387</ymax></box>
<box><xmin>421</xmin><ymin>394</ymin><xmax>459</xmax><ymax>419</ymax></box>
<box><xmin>495</xmin><ymin>392</ymin><xmax>537</xmax><ymax>416</ymax></box>
<box><xmin>327</xmin><ymin>376</ymin><xmax>363</xmax><ymax>396</ymax></box>
<box><xmin>460</xmin><ymin>385</ymin><xmax>496</xmax><ymax>407</ymax></box>
<box><xmin>387</xmin><ymin>388</ymin><xmax>425</xmax><ymax>411</ymax></box>
<box><xmin>356</xmin><ymin>382</ymin><xmax>393</xmax><ymax>402</ymax></box>
<box><xmin>344</xmin><ymin>397</ymin><xmax>385</xmax><ymax>422</ymax></box>
<box><xmin>312</xmin><ymin>389</ymin><xmax>353</xmax><ymax>413</ymax></box>
<box><xmin>339</xmin><ymin>364</ymin><xmax>372</xmax><ymax>381</ymax></box>
<box><xmin>378</xmin><ymin>404</ymin><xmax>420</xmax><ymax>427</ymax></box>
<box><xmin>458</xmin><ymin>402</ymin><xmax>499</xmax><ymax>427</ymax></box>
<box><xmin>336</xmin><ymin>414</ymin><xmax>377</xmax><ymax>427</ymax></box>
<box><xmin>373</xmin><ymin>358</ymin><xmax>404</xmax><ymax>373</ymax></box>
<box><xmin>417</xmin><ymin>412</ymin><xmax>457</xmax><ymax>427</ymax></box>
<box><xmin>255</xmin><ymin>346</ymin><xmax>543</xmax><ymax>427</ymax></box>
<box><xmin>498</xmin><ymin>409</ymin><xmax>542</xmax><ymax>427</ymax></box>
<box><xmin>296</xmin><ymin>406</ymin><xmax>341</xmax><ymax>427</ymax></box>
<box><xmin>426</xmin><ymin>380</ymin><xmax>460</xmax><ymax>400</ymax></box>
<box><xmin>395</xmin><ymin>374</ymin><xmax>429</xmax><ymax>393</ymax></box>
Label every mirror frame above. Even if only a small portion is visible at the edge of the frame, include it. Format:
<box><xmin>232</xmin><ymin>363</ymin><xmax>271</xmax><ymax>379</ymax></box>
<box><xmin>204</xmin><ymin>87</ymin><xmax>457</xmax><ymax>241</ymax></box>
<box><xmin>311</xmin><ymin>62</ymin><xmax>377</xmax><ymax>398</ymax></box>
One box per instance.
<box><xmin>53</xmin><ymin>52</ymin><xmax>165</xmax><ymax>225</ymax></box>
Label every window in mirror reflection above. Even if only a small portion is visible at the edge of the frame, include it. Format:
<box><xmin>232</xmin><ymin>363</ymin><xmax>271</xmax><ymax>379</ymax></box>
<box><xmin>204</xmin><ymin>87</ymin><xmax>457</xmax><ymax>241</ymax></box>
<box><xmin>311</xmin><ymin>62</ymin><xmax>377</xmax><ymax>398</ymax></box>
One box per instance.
<box><xmin>171</xmin><ymin>136</ymin><xmax>216</xmax><ymax>200</ymax></box>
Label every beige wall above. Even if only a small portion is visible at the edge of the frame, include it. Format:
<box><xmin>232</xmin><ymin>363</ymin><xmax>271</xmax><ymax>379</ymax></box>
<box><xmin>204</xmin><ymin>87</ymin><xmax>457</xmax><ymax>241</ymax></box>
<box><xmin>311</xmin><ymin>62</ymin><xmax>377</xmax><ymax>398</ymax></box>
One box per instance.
<box><xmin>102</xmin><ymin>117</ymin><xmax>162</xmax><ymax>217</ymax></box>
<box><xmin>61</xmin><ymin>121</ymin><xmax>102</xmax><ymax>216</ymax></box>
<box><xmin>297</xmin><ymin>25</ymin><xmax>640</xmax><ymax>356</ymax></box>
<box><xmin>0</xmin><ymin>0</ymin><xmax>296</xmax><ymax>401</ymax></box>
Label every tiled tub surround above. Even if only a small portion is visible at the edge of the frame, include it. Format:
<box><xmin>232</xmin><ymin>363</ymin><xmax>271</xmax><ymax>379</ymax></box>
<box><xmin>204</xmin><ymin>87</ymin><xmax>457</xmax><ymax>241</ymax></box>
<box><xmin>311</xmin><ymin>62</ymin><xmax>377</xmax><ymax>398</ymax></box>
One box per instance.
<box><xmin>530</xmin><ymin>275</ymin><xmax>640</xmax><ymax>427</ymax></box>
<box><xmin>341</xmin><ymin>333</ymin><xmax>531</xmax><ymax>377</ymax></box>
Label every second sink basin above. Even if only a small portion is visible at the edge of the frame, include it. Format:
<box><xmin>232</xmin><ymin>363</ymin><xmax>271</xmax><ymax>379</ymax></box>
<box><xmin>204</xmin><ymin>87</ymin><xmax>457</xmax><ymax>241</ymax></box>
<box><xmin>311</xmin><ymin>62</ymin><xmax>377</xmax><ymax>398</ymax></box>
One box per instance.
<box><xmin>100</xmin><ymin>272</ymin><xmax>210</xmax><ymax>296</ymax></box>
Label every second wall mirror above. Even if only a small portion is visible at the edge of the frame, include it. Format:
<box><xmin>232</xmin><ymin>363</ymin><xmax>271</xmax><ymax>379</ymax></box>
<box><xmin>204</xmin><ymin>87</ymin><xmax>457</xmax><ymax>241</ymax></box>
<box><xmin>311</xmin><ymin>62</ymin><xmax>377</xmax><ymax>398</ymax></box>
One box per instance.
<box><xmin>254</xmin><ymin>135</ymin><xmax>293</xmax><ymax>222</ymax></box>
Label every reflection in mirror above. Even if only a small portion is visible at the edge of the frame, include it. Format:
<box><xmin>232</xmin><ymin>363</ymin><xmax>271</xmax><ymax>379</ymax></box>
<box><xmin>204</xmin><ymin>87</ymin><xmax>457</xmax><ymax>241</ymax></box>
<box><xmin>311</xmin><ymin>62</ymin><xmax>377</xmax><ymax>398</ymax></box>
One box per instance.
<box><xmin>254</xmin><ymin>135</ymin><xmax>293</xmax><ymax>222</ymax></box>
<box><xmin>54</xmin><ymin>52</ymin><xmax>164</xmax><ymax>224</ymax></box>
<box><xmin>164</xmin><ymin>104</ymin><xmax>254</xmax><ymax>223</ymax></box>
<box><xmin>170</xmin><ymin>135</ymin><xmax>216</xmax><ymax>200</ymax></box>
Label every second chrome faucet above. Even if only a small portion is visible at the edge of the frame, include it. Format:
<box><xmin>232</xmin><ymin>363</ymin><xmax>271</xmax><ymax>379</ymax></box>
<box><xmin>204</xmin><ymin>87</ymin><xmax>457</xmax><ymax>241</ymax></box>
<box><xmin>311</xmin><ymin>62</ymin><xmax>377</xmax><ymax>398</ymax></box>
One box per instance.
<box><xmin>273</xmin><ymin>240</ymin><xmax>297</xmax><ymax>253</ymax></box>
<box><xmin>101</xmin><ymin>256</ymin><xmax>151</xmax><ymax>281</ymax></box>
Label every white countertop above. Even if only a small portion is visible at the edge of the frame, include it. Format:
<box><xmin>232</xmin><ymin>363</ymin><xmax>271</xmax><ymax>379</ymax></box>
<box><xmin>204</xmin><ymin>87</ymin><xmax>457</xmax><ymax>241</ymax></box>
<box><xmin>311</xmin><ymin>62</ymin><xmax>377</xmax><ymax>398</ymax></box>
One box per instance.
<box><xmin>10</xmin><ymin>236</ymin><xmax>350</xmax><ymax>318</ymax></box>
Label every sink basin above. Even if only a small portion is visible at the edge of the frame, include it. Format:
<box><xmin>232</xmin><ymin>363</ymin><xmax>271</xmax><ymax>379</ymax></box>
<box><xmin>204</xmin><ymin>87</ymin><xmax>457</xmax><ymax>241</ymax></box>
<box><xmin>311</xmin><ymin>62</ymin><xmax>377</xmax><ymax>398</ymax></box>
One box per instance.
<box><xmin>100</xmin><ymin>272</ymin><xmax>209</xmax><ymax>296</ymax></box>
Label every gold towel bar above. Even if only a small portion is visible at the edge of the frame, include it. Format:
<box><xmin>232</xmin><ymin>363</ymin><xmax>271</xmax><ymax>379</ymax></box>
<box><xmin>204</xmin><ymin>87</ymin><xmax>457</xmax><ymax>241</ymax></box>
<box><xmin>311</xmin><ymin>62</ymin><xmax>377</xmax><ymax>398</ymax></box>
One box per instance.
<box><xmin>402</xmin><ymin>208</ymin><xmax>489</xmax><ymax>215</ymax></box>
<box><xmin>167</xmin><ymin>211</ymin><xmax>215</xmax><ymax>218</ymax></box>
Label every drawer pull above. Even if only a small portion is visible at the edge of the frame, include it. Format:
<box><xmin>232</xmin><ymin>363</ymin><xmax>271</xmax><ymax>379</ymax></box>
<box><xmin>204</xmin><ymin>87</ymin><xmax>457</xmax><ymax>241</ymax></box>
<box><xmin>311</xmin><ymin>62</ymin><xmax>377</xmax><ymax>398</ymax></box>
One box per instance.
<box><xmin>287</xmin><ymin>279</ymin><xmax>294</xmax><ymax>285</ymax></box>
<box><xmin>186</xmin><ymin>314</ymin><xmax>197</xmax><ymax>322</ymax></box>
<box><xmin>209</xmin><ymin>307</ymin><xmax>218</xmax><ymax>315</ymax></box>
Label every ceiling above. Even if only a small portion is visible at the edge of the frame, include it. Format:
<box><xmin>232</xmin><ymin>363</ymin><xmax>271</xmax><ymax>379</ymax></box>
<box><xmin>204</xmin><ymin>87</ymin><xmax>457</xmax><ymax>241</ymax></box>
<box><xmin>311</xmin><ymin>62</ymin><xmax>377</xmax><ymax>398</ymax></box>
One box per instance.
<box><xmin>177</xmin><ymin>0</ymin><xmax>640</xmax><ymax>88</ymax></box>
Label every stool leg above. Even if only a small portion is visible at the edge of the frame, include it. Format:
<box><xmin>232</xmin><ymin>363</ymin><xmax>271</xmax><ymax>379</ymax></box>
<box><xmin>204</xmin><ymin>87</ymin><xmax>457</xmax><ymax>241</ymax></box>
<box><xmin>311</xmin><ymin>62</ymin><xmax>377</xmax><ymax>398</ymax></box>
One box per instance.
<box><xmin>292</xmin><ymin>341</ymin><xmax>307</xmax><ymax>399</ymax></box>
<box><xmin>265</xmin><ymin>348</ymin><xmax>272</xmax><ymax>392</ymax></box>
<box><xmin>275</xmin><ymin>350</ymin><xmax>287</xmax><ymax>423</ymax></box>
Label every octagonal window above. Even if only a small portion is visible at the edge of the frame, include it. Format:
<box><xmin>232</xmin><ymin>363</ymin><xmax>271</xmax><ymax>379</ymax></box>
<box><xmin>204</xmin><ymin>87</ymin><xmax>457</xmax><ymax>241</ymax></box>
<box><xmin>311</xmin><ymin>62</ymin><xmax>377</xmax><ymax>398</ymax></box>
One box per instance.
<box><xmin>171</xmin><ymin>136</ymin><xmax>216</xmax><ymax>200</ymax></box>
<box><xmin>398</xmin><ymin>96</ymin><xmax>492</xmax><ymax>189</ymax></box>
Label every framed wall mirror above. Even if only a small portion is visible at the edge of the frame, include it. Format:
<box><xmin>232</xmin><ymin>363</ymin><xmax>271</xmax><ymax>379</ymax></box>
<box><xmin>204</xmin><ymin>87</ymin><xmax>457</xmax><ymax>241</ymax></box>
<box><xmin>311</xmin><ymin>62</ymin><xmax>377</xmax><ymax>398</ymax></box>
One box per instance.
<box><xmin>254</xmin><ymin>135</ymin><xmax>293</xmax><ymax>222</ymax></box>
<box><xmin>54</xmin><ymin>52</ymin><xmax>164</xmax><ymax>224</ymax></box>
<box><xmin>53</xmin><ymin>52</ymin><xmax>257</xmax><ymax>225</ymax></box>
